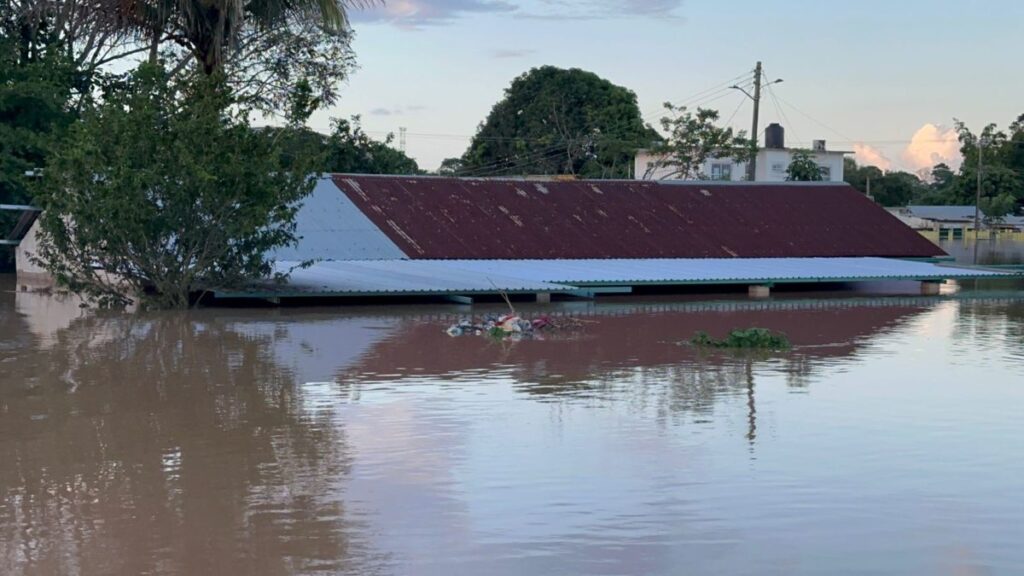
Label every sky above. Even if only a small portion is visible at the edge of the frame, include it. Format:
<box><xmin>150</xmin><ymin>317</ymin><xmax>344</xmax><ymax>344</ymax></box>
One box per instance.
<box><xmin>309</xmin><ymin>0</ymin><xmax>1024</xmax><ymax>173</ymax></box>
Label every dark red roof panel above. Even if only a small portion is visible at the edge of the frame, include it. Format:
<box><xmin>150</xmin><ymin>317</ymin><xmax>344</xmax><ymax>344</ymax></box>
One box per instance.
<box><xmin>332</xmin><ymin>175</ymin><xmax>945</xmax><ymax>259</ymax></box>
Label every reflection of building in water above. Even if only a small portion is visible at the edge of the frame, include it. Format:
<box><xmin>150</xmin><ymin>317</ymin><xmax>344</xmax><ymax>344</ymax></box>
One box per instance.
<box><xmin>331</xmin><ymin>301</ymin><xmax>940</xmax><ymax>447</ymax></box>
<box><xmin>340</xmin><ymin>302</ymin><xmax>936</xmax><ymax>385</ymax></box>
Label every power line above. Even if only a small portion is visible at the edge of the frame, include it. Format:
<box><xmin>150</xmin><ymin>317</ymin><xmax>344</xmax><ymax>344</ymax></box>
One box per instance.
<box><xmin>722</xmin><ymin>94</ymin><xmax>747</xmax><ymax>128</ymax></box>
<box><xmin>641</xmin><ymin>70</ymin><xmax>754</xmax><ymax>122</ymax></box>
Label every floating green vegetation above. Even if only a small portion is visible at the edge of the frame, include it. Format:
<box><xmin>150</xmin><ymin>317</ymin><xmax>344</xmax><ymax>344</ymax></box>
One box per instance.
<box><xmin>690</xmin><ymin>328</ymin><xmax>791</xmax><ymax>350</ymax></box>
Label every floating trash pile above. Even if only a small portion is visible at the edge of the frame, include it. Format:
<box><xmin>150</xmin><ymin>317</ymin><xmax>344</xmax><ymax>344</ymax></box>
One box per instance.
<box><xmin>445</xmin><ymin>314</ymin><xmax>589</xmax><ymax>340</ymax></box>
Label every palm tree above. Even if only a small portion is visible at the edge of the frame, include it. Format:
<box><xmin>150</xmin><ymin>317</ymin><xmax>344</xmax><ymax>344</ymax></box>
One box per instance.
<box><xmin>101</xmin><ymin>0</ymin><xmax>373</xmax><ymax>74</ymax></box>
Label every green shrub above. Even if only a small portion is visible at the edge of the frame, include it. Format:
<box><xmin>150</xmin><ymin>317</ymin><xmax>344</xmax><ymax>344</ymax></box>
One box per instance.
<box><xmin>690</xmin><ymin>328</ymin><xmax>791</xmax><ymax>350</ymax></box>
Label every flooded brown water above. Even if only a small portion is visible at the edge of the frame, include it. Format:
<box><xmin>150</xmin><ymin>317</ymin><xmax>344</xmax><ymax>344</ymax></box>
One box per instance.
<box><xmin>2</xmin><ymin>276</ymin><xmax>1024</xmax><ymax>575</ymax></box>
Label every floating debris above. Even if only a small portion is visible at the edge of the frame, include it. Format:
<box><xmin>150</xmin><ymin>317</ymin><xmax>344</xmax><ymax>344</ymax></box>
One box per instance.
<box><xmin>445</xmin><ymin>314</ymin><xmax>588</xmax><ymax>340</ymax></box>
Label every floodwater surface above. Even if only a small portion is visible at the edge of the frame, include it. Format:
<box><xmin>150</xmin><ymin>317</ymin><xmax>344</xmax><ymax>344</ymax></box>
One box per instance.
<box><xmin>2</xmin><ymin>279</ymin><xmax>1024</xmax><ymax>575</ymax></box>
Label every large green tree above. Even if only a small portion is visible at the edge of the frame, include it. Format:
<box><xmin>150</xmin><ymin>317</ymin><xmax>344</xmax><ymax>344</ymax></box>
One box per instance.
<box><xmin>272</xmin><ymin>116</ymin><xmax>421</xmax><ymax>175</ymax></box>
<box><xmin>645</xmin><ymin>104</ymin><xmax>754</xmax><ymax>180</ymax></box>
<box><xmin>4</xmin><ymin>0</ymin><xmax>361</xmax><ymax>116</ymax></box>
<box><xmin>0</xmin><ymin>14</ymin><xmax>79</xmax><ymax>270</ymax></box>
<box><xmin>458</xmin><ymin>66</ymin><xmax>657</xmax><ymax>178</ymax></box>
<box><xmin>843</xmin><ymin>159</ymin><xmax>926</xmax><ymax>207</ymax></box>
<box><xmin>93</xmin><ymin>0</ymin><xmax>362</xmax><ymax>73</ymax></box>
<box><xmin>33</xmin><ymin>65</ymin><xmax>317</xmax><ymax>309</ymax></box>
<box><xmin>951</xmin><ymin>119</ymin><xmax>1024</xmax><ymax>217</ymax></box>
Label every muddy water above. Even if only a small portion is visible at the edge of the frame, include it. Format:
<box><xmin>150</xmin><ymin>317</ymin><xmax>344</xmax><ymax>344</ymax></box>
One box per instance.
<box><xmin>2</xmin><ymin>279</ymin><xmax>1024</xmax><ymax>575</ymax></box>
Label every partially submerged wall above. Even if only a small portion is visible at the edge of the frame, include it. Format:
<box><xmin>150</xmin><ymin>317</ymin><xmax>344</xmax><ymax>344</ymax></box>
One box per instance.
<box><xmin>15</xmin><ymin>220</ymin><xmax>55</xmax><ymax>290</ymax></box>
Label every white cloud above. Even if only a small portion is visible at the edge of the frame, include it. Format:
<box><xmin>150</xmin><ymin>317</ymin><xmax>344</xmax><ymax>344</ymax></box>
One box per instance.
<box><xmin>521</xmin><ymin>0</ymin><xmax>684</xmax><ymax>19</ymax></box>
<box><xmin>350</xmin><ymin>0</ymin><xmax>516</xmax><ymax>27</ymax></box>
<box><xmin>489</xmin><ymin>48</ymin><xmax>536</xmax><ymax>59</ymax></box>
<box><xmin>350</xmin><ymin>0</ymin><xmax>684</xmax><ymax>27</ymax></box>
<box><xmin>853</xmin><ymin>143</ymin><xmax>892</xmax><ymax>171</ymax></box>
<box><xmin>901</xmin><ymin>123</ymin><xmax>961</xmax><ymax>172</ymax></box>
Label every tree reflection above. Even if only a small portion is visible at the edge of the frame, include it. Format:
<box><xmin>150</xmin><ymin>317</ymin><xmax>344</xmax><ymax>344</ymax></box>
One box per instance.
<box><xmin>0</xmin><ymin>312</ymin><xmax>382</xmax><ymax>576</ymax></box>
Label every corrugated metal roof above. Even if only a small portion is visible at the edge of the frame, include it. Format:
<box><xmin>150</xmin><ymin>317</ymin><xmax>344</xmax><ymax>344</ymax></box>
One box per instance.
<box><xmin>219</xmin><ymin>257</ymin><xmax>1014</xmax><ymax>298</ymax></box>
<box><xmin>332</xmin><ymin>175</ymin><xmax>945</xmax><ymax>259</ymax></box>
<box><xmin>906</xmin><ymin>206</ymin><xmax>978</xmax><ymax>221</ymax></box>
<box><xmin>255</xmin><ymin>260</ymin><xmax>575</xmax><ymax>296</ymax></box>
<box><xmin>271</xmin><ymin>177</ymin><xmax>407</xmax><ymax>261</ymax></box>
<box><xmin>401</xmin><ymin>257</ymin><xmax>1010</xmax><ymax>285</ymax></box>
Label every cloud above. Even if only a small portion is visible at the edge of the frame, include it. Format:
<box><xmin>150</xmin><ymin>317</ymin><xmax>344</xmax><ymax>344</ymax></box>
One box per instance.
<box><xmin>519</xmin><ymin>0</ymin><xmax>684</xmax><ymax>19</ymax></box>
<box><xmin>349</xmin><ymin>0</ymin><xmax>684</xmax><ymax>27</ymax></box>
<box><xmin>489</xmin><ymin>48</ymin><xmax>536</xmax><ymax>59</ymax></box>
<box><xmin>349</xmin><ymin>0</ymin><xmax>516</xmax><ymax>27</ymax></box>
<box><xmin>853</xmin><ymin>143</ymin><xmax>892</xmax><ymax>171</ymax></box>
<box><xmin>368</xmin><ymin>105</ymin><xmax>428</xmax><ymax>116</ymax></box>
<box><xmin>901</xmin><ymin>123</ymin><xmax>961</xmax><ymax>172</ymax></box>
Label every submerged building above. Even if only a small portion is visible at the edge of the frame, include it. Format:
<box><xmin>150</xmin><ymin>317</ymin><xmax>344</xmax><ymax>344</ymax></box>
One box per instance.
<box><xmin>216</xmin><ymin>175</ymin><xmax>1009</xmax><ymax>302</ymax></box>
<box><xmin>7</xmin><ymin>175</ymin><xmax>1014</xmax><ymax>303</ymax></box>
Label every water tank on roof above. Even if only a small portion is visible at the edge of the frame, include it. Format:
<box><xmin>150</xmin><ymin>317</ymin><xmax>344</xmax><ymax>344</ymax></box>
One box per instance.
<box><xmin>765</xmin><ymin>123</ymin><xmax>785</xmax><ymax>149</ymax></box>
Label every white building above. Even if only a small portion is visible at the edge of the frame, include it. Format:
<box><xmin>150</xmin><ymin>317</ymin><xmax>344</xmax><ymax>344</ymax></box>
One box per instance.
<box><xmin>635</xmin><ymin>124</ymin><xmax>849</xmax><ymax>182</ymax></box>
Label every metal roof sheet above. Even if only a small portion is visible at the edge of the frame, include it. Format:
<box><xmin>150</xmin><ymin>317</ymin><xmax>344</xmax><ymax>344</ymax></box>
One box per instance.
<box><xmin>255</xmin><ymin>259</ymin><xmax>575</xmax><ymax>297</ymax></box>
<box><xmin>332</xmin><ymin>175</ymin><xmax>945</xmax><ymax>259</ymax></box>
<box><xmin>219</xmin><ymin>257</ymin><xmax>1014</xmax><ymax>298</ymax></box>
<box><xmin>271</xmin><ymin>177</ymin><xmax>407</xmax><ymax>261</ymax></box>
<box><xmin>906</xmin><ymin>205</ymin><xmax>978</xmax><ymax>221</ymax></box>
<box><xmin>407</xmin><ymin>257</ymin><xmax>1011</xmax><ymax>285</ymax></box>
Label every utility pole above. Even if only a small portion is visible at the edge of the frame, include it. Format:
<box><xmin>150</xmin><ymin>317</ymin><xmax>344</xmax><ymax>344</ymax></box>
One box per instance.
<box><xmin>731</xmin><ymin>63</ymin><xmax>781</xmax><ymax>182</ymax></box>
<box><xmin>973</xmin><ymin>139</ymin><xmax>985</xmax><ymax>264</ymax></box>
<box><xmin>399</xmin><ymin>127</ymin><xmax>407</xmax><ymax>153</ymax></box>
<box><xmin>748</xmin><ymin>61</ymin><xmax>763</xmax><ymax>181</ymax></box>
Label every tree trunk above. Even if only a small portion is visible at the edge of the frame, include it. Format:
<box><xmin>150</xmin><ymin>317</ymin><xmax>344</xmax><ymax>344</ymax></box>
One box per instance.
<box><xmin>148</xmin><ymin>30</ymin><xmax>161</xmax><ymax>64</ymax></box>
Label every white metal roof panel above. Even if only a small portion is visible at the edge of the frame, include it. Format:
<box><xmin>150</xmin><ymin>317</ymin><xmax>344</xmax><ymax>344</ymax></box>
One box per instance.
<box><xmin>270</xmin><ymin>177</ymin><xmax>408</xmax><ymax>261</ymax></box>
<box><xmin>222</xmin><ymin>257</ymin><xmax>1015</xmax><ymax>298</ymax></box>
<box><xmin>434</xmin><ymin>257</ymin><xmax>1011</xmax><ymax>285</ymax></box>
<box><xmin>266</xmin><ymin>260</ymin><xmax>575</xmax><ymax>296</ymax></box>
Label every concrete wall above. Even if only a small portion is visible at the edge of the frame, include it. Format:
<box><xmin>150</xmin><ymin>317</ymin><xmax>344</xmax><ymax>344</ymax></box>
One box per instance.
<box><xmin>15</xmin><ymin>219</ymin><xmax>55</xmax><ymax>290</ymax></box>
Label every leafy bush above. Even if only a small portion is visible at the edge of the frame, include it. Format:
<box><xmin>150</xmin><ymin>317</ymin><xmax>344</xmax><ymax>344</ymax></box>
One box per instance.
<box><xmin>691</xmin><ymin>328</ymin><xmax>791</xmax><ymax>350</ymax></box>
<box><xmin>33</xmin><ymin>65</ymin><xmax>317</xmax><ymax>309</ymax></box>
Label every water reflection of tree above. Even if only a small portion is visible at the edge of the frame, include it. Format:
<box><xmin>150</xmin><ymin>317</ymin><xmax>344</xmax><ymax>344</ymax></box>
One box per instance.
<box><xmin>954</xmin><ymin>300</ymin><xmax>1024</xmax><ymax>351</ymax></box>
<box><xmin>0</xmin><ymin>313</ymin><xmax>381</xmax><ymax>576</ymax></box>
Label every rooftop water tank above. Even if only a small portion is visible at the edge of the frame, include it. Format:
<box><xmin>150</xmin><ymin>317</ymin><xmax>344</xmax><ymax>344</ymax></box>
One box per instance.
<box><xmin>765</xmin><ymin>123</ymin><xmax>785</xmax><ymax>149</ymax></box>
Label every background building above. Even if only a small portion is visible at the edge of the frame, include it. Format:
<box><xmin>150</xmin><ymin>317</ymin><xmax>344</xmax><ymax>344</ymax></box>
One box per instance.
<box><xmin>635</xmin><ymin>123</ymin><xmax>848</xmax><ymax>182</ymax></box>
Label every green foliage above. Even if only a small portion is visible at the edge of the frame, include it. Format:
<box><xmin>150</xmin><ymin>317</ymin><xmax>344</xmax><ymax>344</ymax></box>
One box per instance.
<box><xmin>437</xmin><ymin>157</ymin><xmax>464</xmax><ymax>176</ymax></box>
<box><xmin>33</xmin><ymin>65</ymin><xmax>317</xmax><ymax>309</ymax></box>
<box><xmin>844</xmin><ymin>159</ymin><xmax>926</xmax><ymax>207</ymax></box>
<box><xmin>271</xmin><ymin>116</ymin><xmax>421</xmax><ymax>175</ymax></box>
<box><xmin>843</xmin><ymin>157</ymin><xmax>883</xmax><ymax>195</ymax></box>
<box><xmin>980</xmin><ymin>193</ymin><xmax>1017</xmax><ymax>222</ymax></box>
<box><xmin>647</xmin><ymin>104</ymin><xmax>754</xmax><ymax>180</ymax></box>
<box><xmin>947</xmin><ymin>119</ymin><xmax>1024</xmax><ymax>211</ymax></box>
<box><xmin>323</xmin><ymin>117</ymin><xmax>421</xmax><ymax>174</ymax></box>
<box><xmin>845</xmin><ymin>115</ymin><xmax>1024</xmax><ymax>213</ymax></box>
<box><xmin>99</xmin><ymin>0</ymin><xmax>354</xmax><ymax>74</ymax></box>
<box><xmin>691</xmin><ymin>328</ymin><xmax>791</xmax><ymax>350</ymax></box>
<box><xmin>0</xmin><ymin>24</ymin><xmax>78</xmax><ymax>270</ymax></box>
<box><xmin>458</xmin><ymin>66</ymin><xmax>658</xmax><ymax>178</ymax></box>
<box><xmin>785</xmin><ymin>149</ymin><xmax>824</xmax><ymax>181</ymax></box>
<box><xmin>873</xmin><ymin>171</ymin><xmax>924</xmax><ymax>207</ymax></box>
